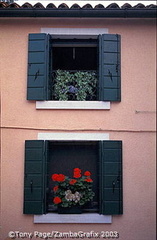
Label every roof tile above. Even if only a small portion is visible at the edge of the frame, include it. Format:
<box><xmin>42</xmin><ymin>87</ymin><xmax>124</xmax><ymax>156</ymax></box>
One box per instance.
<box><xmin>71</xmin><ymin>4</ymin><xmax>81</xmax><ymax>9</ymax></box>
<box><xmin>106</xmin><ymin>3</ymin><xmax>120</xmax><ymax>9</ymax></box>
<box><xmin>7</xmin><ymin>2</ymin><xmax>20</xmax><ymax>8</ymax></box>
<box><xmin>33</xmin><ymin>2</ymin><xmax>44</xmax><ymax>8</ymax></box>
<box><xmin>0</xmin><ymin>2</ymin><xmax>8</xmax><ymax>8</ymax></box>
<box><xmin>133</xmin><ymin>3</ymin><xmax>146</xmax><ymax>8</ymax></box>
<box><xmin>146</xmin><ymin>4</ymin><xmax>157</xmax><ymax>9</ymax></box>
<box><xmin>58</xmin><ymin>3</ymin><xmax>69</xmax><ymax>9</ymax></box>
<box><xmin>95</xmin><ymin>4</ymin><xmax>105</xmax><ymax>9</ymax></box>
<box><xmin>21</xmin><ymin>2</ymin><xmax>33</xmax><ymax>8</ymax></box>
<box><xmin>82</xmin><ymin>4</ymin><xmax>93</xmax><ymax>9</ymax></box>
<box><xmin>121</xmin><ymin>3</ymin><xmax>132</xmax><ymax>9</ymax></box>
<box><xmin>46</xmin><ymin>3</ymin><xmax>56</xmax><ymax>9</ymax></box>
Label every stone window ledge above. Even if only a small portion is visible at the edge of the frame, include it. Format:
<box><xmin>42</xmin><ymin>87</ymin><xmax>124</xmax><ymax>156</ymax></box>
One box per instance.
<box><xmin>34</xmin><ymin>213</ymin><xmax>112</xmax><ymax>224</ymax></box>
<box><xmin>36</xmin><ymin>101</ymin><xmax>110</xmax><ymax>110</ymax></box>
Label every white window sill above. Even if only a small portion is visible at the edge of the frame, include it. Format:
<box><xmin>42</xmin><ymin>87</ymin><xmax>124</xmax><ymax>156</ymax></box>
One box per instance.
<box><xmin>36</xmin><ymin>101</ymin><xmax>110</xmax><ymax>110</ymax></box>
<box><xmin>34</xmin><ymin>213</ymin><xmax>112</xmax><ymax>224</ymax></box>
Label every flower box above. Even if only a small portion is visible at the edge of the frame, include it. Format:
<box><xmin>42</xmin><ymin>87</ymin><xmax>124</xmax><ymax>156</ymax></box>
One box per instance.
<box><xmin>58</xmin><ymin>205</ymin><xmax>82</xmax><ymax>214</ymax></box>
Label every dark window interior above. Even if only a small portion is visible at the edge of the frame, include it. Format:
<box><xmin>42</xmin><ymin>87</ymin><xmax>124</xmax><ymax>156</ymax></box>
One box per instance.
<box><xmin>51</xmin><ymin>38</ymin><xmax>98</xmax><ymax>71</ymax></box>
<box><xmin>53</xmin><ymin>47</ymin><xmax>97</xmax><ymax>71</ymax></box>
<box><xmin>47</xmin><ymin>141</ymin><xmax>99</xmax><ymax>213</ymax></box>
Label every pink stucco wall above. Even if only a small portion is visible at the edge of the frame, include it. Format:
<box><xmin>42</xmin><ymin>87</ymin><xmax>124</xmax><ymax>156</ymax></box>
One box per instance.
<box><xmin>0</xmin><ymin>18</ymin><xmax>156</xmax><ymax>240</ymax></box>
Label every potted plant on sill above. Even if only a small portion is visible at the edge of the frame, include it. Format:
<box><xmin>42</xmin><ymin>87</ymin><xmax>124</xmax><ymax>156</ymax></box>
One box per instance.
<box><xmin>51</xmin><ymin>168</ymin><xmax>95</xmax><ymax>214</ymax></box>
<box><xmin>52</xmin><ymin>70</ymin><xmax>97</xmax><ymax>101</ymax></box>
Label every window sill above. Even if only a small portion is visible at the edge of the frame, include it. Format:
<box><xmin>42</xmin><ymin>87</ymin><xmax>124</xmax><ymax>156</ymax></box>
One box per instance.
<box><xmin>34</xmin><ymin>213</ymin><xmax>112</xmax><ymax>223</ymax></box>
<box><xmin>36</xmin><ymin>101</ymin><xmax>110</xmax><ymax>110</ymax></box>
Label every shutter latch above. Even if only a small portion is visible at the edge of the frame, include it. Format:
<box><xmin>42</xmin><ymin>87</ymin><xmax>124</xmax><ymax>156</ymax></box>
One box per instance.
<box><xmin>108</xmin><ymin>70</ymin><xmax>113</xmax><ymax>81</ymax></box>
<box><xmin>112</xmin><ymin>181</ymin><xmax>116</xmax><ymax>193</ymax></box>
<box><xmin>116</xmin><ymin>64</ymin><xmax>119</xmax><ymax>73</ymax></box>
<box><xmin>30</xmin><ymin>180</ymin><xmax>33</xmax><ymax>193</ymax></box>
<box><xmin>34</xmin><ymin>70</ymin><xmax>40</xmax><ymax>81</ymax></box>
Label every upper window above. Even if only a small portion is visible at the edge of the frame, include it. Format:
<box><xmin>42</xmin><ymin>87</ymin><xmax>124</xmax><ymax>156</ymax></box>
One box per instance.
<box><xmin>51</xmin><ymin>39</ymin><xmax>98</xmax><ymax>101</ymax></box>
<box><xmin>27</xmin><ymin>33</ymin><xmax>121</xmax><ymax>102</ymax></box>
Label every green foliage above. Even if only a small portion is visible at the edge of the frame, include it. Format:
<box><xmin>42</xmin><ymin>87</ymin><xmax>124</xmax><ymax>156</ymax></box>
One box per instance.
<box><xmin>53</xmin><ymin>70</ymin><xmax>97</xmax><ymax>101</ymax></box>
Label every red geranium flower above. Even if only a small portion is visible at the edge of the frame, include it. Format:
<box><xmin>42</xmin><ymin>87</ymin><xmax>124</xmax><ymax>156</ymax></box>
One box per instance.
<box><xmin>57</xmin><ymin>174</ymin><xmax>65</xmax><ymax>182</ymax></box>
<box><xmin>53</xmin><ymin>196</ymin><xmax>62</xmax><ymax>204</ymax></box>
<box><xmin>52</xmin><ymin>174</ymin><xmax>59</xmax><ymax>181</ymax></box>
<box><xmin>53</xmin><ymin>185</ymin><xmax>59</xmax><ymax>192</ymax></box>
<box><xmin>85</xmin><ymin>178</ymin><xmax>93</xmax><ymax>182</ymax></box>
<box><xmin>73</xmin><ymin>168</ymin><xmax>81</xmax><ymax>173</ymax></box>
<box><xmin>69</xmin><ymin>179</ymin><xmax>77</xmax><ymax>185</ymax></box>
<box><xmin>74</xmin><ymin>172</ymin><xmax>81</xmax><ymax>178</ymax></box>
<box><xmin>73</xmin><ymin>168</ymin><xmax>81</xmax><ymax>178</ymax></box>
<box><xmin>52</xmin><ymin>173</ymin><xmax>65</xmax><ymax>182</ymax></box>
<box><xmin>84</xmin><ymin>171</ymin><xmax>91</xmax><ymax>176</ymax></box>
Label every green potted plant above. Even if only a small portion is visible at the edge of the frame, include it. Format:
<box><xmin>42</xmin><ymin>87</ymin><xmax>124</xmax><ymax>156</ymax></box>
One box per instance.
<box><xmin>51</xmin><ymin>168</ymin><xmax>95</xmax><ymax>214</ymax></box>
<box><xmin>53</xmin><ymin>70</ymin><xmax>97</xmax><ymax>101</ymax></box>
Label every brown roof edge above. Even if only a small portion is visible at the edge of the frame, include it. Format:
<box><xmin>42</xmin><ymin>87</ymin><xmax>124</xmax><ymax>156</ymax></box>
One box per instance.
<box><xmin>0</xmin><ymin>2</ymin><xmax>156</xmax><ymax>18</ymax></box>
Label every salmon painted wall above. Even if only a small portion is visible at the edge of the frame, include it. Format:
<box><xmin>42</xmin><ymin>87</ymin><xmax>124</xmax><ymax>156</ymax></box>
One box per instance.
<box><xmin>0</xmin><ymin>18</ymin><xmax>156</xmax><ymax>240</ymax></box>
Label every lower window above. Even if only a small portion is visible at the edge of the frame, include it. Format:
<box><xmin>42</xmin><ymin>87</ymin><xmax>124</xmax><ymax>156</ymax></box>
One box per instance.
<box><xmin>24</xmin><ymin>140</ymin><xmax>123</xmax><ymax>216</ymax></box>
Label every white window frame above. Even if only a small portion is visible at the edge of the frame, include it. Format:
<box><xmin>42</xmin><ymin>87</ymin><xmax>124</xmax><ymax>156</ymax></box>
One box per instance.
<box><xmin>34</xmin><ymin>132</ymin><xmax>112</xmax><ymax>224</ymax></box>
<box><xmin>36</xmin><ymin>28</ymin><xmax>110</xmax><ymax>110</ymax></box>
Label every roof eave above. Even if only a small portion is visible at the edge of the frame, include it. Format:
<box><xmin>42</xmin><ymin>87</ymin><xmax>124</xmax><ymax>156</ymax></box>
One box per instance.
<box><xmin>0</xmin><ymin>8</ymin><xmax>156</xmax><ymax>18</ymax></box>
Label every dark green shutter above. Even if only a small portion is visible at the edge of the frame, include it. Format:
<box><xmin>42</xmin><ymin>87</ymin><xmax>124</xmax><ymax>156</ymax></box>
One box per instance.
<box><xmin>99</xmin><ymin>34</ymin><xmax>121</xmax><ymax>101</ymax></box>
<box><xmin>100</xmin><ymin>141</ymin><xmax>123</xmax><ymax>215</ymax></box>
<box><xmin>23</xmin><ymin>140</ymin><xmax>46</xmax><ymax>214</ymax></box>
<box><xmin>27</xmin><ymin>33</ymin><xmax>50</xmax><ymax>100</ymax></box>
